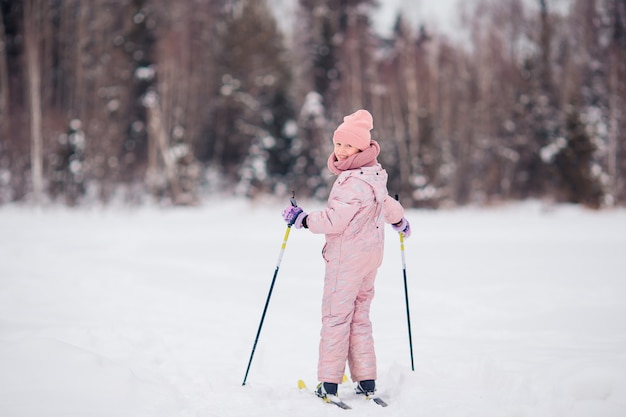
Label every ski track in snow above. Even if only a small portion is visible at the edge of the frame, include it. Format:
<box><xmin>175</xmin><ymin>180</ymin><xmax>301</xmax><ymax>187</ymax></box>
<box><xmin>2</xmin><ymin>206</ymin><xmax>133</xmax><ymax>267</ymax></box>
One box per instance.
<box><xmin>1</xmin><ymin>199</ymin><xmax>625</xmax><ymax>417</ymax></box>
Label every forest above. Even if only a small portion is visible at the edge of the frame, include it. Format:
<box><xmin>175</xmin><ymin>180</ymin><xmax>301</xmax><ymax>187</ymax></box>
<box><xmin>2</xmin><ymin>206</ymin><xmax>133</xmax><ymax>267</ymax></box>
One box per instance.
<box><xmin>0</xmin><ymin>0</ymin><xmax>625</xmax><ymax>208</ymax></box>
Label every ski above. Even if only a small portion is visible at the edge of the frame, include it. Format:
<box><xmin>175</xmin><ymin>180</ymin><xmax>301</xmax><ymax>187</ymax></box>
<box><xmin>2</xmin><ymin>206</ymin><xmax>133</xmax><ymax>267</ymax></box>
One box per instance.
<box><xmin>297</xmin><ymin>379</ymin><xmax>352</xmax><ymax>410</ymax></box>
<box><xmin>367</xmin><ymin>395</ymin><xmax>388</xmax><ymax>407</ymax></box>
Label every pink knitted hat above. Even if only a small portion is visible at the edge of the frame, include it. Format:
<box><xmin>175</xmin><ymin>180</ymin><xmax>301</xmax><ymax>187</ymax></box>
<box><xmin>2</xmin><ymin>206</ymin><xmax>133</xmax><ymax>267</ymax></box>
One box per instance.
<box><xmin>332</xmin><ymin>109</ymin><xmax>373</xmax><ymax>151</ymax></box>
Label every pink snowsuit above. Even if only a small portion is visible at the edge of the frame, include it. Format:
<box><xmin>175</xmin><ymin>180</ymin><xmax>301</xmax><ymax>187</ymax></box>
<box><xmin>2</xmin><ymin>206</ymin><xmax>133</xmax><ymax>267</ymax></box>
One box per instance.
<box><xmin>306</xmin><ymin>164</ymin><xmax>404</xmax><ymax>384</ymax></box>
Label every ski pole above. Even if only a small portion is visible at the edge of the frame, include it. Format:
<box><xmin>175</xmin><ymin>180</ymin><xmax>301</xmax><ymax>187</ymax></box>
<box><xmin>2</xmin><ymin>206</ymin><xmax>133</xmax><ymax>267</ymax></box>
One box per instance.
<box><xmin>242</xmin><ymin>193</ymin><xmax>298</xmax><ymax>386</ymax></box>
<box><xmin>396</xmin><ymin>195</ymin><xmax>415</xmax><ymax>371</ymax></box>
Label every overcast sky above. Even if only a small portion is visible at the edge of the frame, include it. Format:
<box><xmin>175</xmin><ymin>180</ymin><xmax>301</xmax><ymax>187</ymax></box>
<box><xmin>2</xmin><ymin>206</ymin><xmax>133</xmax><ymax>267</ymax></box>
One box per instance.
<box><xmin>371</xmin><ymin>0</ymin><xmax>463</xmax><ymax>38</ymax></box>
<box><xmin>271</xmin><ymin>0</ymin><xmax>571</xmax><ymax>42</ymax></box>
<box><xmin>269</xmin><ymin>0</ymin><xmax>465</xmax><ymax>41</ymax></box>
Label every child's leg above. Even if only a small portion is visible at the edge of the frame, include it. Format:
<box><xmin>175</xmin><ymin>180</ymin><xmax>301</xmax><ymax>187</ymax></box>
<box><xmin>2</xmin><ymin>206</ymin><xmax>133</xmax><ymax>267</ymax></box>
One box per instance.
<box><xmin>317</xmin><ymin>266</ymin><xmax>361</xmax><ymax>384</ymax></box>
<box><xmin>348</xmin><ymin>269</ymin><xmax>377</xmax><ymax>382</ymax></box>
<box><xmin>318</xmin><ymin>313</ymin><xmax>352</xmax><ymax>384</ymax></box>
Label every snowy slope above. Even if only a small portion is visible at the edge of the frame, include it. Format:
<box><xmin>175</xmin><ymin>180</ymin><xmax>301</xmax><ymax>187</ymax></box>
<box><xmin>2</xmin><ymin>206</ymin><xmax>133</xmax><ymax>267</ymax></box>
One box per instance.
<box><xmin>1</xmin><ymin>200</ymin><xmax>625</xmax><ymax>417</ymax></box>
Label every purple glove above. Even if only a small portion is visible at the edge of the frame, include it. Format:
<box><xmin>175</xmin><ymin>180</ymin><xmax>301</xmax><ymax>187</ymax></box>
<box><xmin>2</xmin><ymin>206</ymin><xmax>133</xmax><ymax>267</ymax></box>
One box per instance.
<box><xmin>281</xmin><ymin>205</ymin><xmax>307</xmax><ymax>229</ymax></box>
<box><xmin>392</xmin><ymin>217</ymin><xmax>411</xmax><ymax>238</ymax></box>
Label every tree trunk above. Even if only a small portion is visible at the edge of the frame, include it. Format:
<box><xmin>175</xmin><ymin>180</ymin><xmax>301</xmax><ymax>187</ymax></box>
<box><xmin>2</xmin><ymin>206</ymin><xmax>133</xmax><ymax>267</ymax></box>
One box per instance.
<box><xmin>24</xmin><ymin>0</ymin><xmax>44</xmax><ymax>204</ymax></box>
<box><xmin>0</xmin><ymin>5</ymin><xmax>10</xmax><ymax>141</ymax></box>
<box><xmin>143</xmin><ymin>92</ymin><xmax>181</xmax><ymax>203</ymax></box>
<box><xmin>403</xmin><ymin>45</ymin><xmax>420</xmax><ymax>174</ymax></box>
<box><xmin>390</xmin><ymin>93</ymin><xmax>411</xmax><ymax>194</ymax></box>
<box><xmin>608</xmin><ymin>0</ymin><xmax>625</xmax><ymax>204</ymax></box>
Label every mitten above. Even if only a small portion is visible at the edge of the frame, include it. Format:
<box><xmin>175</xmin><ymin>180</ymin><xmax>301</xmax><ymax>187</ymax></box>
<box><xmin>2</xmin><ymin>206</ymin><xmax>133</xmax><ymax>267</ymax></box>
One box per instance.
<box><xmin>392</xmin><ymin>217</ymin><xmax>411</xmax><ymax>238</ymax></box>
<box><xmin>282</xmin><ymin>205</ymin><xmax>308</xmax><ymax>229</ymax></box>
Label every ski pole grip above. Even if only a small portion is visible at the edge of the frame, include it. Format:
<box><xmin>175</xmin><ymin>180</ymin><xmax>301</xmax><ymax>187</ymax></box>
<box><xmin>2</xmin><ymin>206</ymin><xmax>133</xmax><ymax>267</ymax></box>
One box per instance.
<box><xmin>290</xmin><ymin>191</ymin><xmax>297</xmax><ymax>207</ymax></box>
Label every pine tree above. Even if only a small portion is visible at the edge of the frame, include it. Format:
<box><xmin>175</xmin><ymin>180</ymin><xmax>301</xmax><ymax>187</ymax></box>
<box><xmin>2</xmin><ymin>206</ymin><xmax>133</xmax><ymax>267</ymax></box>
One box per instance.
<box><xmin>553</xmin><ymin>106</ymin><xmax>603</xmax><ymax>207</ymax></box>
<box><xmin>210</xmin><ymin>0</ymin><xmax>295</xmax><ymax>197</ymax></box>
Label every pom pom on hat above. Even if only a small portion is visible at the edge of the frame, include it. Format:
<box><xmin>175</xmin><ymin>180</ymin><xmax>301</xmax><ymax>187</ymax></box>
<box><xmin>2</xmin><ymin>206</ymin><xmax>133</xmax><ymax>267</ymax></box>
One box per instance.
<box><xmin>332</xmin><ymin>109</ymin><xmax>373</xmax><ymax>151</ymax></box>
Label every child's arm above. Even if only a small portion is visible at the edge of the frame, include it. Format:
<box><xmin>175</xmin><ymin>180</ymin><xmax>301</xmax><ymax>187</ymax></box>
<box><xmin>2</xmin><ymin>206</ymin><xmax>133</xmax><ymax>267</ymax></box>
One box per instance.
<box><xmin>306</xmin><ymin>197</ymin><xmax>361</xmax><ymax>234</ymax></box>
<box><xmin>382</xmin><ymin>195</ymin><xmax>404</xmax><ymax>225</ymax></box>
<box><xmin>384</xmin><ymin>196</ymin><xmax>411</xmax><ymax>238</ymax></box>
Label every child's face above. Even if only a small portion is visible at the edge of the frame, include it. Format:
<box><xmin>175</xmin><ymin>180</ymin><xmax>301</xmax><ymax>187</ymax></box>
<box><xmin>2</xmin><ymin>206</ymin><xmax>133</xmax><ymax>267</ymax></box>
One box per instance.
<box><xmin>334</xmin><ymin>142</ymin><xmax>361</xmax><ymax>161</ymax></box>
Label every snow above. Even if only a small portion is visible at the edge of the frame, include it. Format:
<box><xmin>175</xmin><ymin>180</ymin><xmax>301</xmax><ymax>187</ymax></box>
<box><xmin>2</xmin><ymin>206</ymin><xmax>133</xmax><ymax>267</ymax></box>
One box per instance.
<box><xmin>1</xmin><ymin>200</ymin><xmax>626</xmax><ymax>417</ymax></box>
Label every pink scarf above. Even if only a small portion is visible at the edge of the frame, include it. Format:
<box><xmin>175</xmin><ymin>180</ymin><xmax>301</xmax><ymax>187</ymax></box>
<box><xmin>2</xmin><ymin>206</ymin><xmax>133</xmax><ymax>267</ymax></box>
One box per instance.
<box><xmin>327</xmin><ymin>140</ymin><xmax>381</xmax><ymax>175</ymax></box>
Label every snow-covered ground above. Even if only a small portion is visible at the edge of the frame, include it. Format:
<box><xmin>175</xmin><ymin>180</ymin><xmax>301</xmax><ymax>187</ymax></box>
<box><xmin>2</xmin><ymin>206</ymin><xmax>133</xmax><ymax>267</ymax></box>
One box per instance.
<box><xmin>1</xmin><ymin>199</ymin><xmax>625</xmax><ymax>417</ymax></box>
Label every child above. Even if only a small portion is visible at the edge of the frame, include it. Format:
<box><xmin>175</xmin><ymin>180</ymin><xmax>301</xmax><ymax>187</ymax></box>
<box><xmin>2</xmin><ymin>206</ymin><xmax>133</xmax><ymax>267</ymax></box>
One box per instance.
<box><xmin>282</xmin><ymin>109</ymin><xmax>411</xmax><ymax>400</ymax></box>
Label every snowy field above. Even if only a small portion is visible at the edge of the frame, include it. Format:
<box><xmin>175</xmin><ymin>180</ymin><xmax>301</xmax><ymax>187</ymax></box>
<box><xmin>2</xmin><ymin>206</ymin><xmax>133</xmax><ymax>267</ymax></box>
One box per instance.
<box><xmin>1</xmin><ymin>199</ymin><xmax>625</xmax><ymax>417</ymax></box>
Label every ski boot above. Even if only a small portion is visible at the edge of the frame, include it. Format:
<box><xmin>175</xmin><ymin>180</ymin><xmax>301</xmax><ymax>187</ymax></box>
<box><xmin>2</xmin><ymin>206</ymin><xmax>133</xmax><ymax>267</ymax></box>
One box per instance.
<box><xmin>315</xmin><ymin>382</ymin><xmax>338</xmax><ymax>399</ymax></box>
<box><xmin>355</xmin><ymin>379</ymin><xmax>376</xmax><ymax>396</ymax></box>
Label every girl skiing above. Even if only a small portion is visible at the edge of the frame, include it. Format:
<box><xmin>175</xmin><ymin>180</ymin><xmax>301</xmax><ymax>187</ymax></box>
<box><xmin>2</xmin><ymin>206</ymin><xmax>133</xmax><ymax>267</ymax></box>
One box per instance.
<box><xmin>282</xmin><ymin>109</ymin><xmax>411</xmax><ymax>400</ymax></box>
